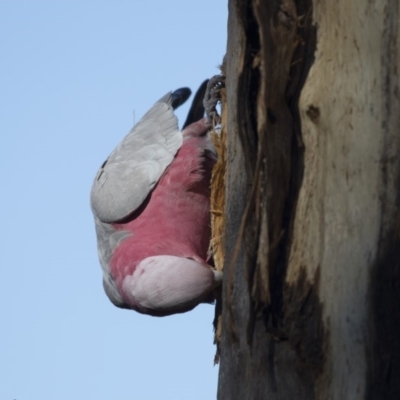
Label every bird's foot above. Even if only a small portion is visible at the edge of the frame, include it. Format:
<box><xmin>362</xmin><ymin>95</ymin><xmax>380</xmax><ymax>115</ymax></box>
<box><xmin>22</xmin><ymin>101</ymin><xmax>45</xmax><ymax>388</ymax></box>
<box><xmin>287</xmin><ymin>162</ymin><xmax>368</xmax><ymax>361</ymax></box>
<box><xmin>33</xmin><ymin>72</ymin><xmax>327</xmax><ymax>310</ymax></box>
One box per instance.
<box><xmin>204</xmin><ymin>75</ymin><xmax>225</xmax><ymax>129</ymax></box>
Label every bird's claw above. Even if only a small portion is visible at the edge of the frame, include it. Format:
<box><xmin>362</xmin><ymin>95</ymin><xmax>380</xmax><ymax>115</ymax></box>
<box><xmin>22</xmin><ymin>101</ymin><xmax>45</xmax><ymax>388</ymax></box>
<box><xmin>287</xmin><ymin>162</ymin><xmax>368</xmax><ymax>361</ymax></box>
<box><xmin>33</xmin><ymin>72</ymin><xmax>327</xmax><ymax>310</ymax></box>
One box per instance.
<box><xmin>204</xmin><ymin>75</ymin><xmax>225</xmax><ymax>129</ymax></box>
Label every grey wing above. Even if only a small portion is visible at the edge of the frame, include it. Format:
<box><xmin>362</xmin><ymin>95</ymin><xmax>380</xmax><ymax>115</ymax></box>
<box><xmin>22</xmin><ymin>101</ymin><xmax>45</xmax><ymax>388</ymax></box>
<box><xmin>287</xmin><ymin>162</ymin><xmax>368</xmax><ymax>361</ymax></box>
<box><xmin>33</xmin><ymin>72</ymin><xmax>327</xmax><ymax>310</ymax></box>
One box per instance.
<box><xmin>94</xmin><ymin>217</ymin><xmax>131</xmax><ymax>308</ymax></box>
<box><xmin>90</xmin><ymin>92</ymin><xmax>183</xmax><ymax>223</ymax></box>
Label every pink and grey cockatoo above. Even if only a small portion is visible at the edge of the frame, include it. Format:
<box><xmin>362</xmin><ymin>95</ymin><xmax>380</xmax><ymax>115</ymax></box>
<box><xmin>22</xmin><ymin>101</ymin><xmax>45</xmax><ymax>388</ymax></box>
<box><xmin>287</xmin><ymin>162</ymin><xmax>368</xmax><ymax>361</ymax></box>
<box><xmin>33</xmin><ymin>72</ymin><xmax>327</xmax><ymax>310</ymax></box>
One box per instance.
<box><xmin>91</xmin><ymin>81</ymin><xmax>222</xmax><ymax>316</ymax></box>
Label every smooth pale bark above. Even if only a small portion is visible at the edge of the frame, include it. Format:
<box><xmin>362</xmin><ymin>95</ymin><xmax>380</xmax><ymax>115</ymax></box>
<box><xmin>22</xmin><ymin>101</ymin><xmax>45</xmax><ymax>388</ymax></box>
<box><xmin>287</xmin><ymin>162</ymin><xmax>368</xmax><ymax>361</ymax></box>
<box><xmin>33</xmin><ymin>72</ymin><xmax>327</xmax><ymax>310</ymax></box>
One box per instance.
<box><xmin>217</xmin><ymin>1</ymin><xmax>400</xmax><ymax>399</ymax></box>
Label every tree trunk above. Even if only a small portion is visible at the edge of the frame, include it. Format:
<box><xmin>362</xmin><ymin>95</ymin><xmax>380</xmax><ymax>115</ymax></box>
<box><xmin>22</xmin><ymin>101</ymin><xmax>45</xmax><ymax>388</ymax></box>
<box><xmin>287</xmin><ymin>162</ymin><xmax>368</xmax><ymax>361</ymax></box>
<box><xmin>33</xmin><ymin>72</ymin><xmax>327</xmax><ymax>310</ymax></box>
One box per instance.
<box><xmin>217</xmin><ymin>0</ymin><xmax>400</xmax><ymax>399</ymax></box>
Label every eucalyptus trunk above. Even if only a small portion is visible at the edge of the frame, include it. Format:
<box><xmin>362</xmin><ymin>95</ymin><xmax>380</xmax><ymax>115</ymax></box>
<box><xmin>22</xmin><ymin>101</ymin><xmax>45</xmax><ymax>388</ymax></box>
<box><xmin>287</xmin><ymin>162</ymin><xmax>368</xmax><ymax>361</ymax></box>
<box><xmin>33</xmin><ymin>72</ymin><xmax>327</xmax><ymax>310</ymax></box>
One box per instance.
<box><xmin>217</xmin><ymin>1</ymin><xmax>400</xmax><ymax>399</ymax></box>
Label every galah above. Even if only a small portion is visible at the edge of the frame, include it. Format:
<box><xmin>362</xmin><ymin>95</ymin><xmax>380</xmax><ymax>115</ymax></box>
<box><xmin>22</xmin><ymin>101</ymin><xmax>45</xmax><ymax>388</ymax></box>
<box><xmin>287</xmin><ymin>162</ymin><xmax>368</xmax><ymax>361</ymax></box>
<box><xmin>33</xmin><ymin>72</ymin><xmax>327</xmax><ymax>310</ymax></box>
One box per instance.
<box><xmin>91</xmin><ymin>82</ymin><xmax>222</xmax><ymax>316</ymax></box>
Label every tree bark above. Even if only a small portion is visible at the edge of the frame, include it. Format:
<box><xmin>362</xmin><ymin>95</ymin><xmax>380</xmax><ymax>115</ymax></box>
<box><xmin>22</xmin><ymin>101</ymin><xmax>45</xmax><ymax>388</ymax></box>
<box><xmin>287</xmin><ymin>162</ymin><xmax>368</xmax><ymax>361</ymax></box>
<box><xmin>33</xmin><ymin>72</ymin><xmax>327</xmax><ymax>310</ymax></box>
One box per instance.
<box><xmin>217</xmin><ymin>1</ymin><xmax>400</xmax><ymax>399</ymax></box>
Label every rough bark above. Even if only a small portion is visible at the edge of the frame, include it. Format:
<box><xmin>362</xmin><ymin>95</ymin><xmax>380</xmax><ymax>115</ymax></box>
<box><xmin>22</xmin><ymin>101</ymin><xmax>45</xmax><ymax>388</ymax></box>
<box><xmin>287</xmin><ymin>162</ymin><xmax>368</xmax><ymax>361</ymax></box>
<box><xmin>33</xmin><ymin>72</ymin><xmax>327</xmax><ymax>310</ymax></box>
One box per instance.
<box><xmin>217</xmin><ymin>0</ymin><xmax>400</xmax><ymax>399</ymax></box>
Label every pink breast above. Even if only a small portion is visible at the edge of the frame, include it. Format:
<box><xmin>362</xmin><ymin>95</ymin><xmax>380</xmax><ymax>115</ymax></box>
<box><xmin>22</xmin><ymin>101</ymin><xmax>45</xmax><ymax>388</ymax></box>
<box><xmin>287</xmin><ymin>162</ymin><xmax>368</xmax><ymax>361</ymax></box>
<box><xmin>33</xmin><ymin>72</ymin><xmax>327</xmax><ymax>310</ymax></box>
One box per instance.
<box><xmin>110</xmin><ymin>130</ymin><xmax>214</xmax><ymax>291</ymax></box>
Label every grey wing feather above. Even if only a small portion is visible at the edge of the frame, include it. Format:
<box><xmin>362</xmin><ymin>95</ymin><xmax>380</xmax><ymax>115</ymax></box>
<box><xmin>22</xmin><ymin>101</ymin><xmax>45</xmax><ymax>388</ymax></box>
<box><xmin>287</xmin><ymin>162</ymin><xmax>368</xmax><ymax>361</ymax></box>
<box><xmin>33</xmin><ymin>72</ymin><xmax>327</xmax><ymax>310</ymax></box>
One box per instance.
<box><xmin>90</xmin><ymin>92</ymin><xmax>183</xmax><ymax>223</ymax></box>
<box><xmin>94</xmin><ymin>217</ymin><xmax>130</xmax><ymax>308</ymax></box>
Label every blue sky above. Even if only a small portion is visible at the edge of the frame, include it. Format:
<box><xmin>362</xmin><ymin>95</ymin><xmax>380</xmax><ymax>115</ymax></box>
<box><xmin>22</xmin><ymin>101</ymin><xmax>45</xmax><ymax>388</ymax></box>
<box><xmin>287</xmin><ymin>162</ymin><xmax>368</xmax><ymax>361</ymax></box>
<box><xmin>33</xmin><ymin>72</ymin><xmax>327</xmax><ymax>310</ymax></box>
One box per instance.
<box><xmin>0</xmin><ymin>1</ymin><xmax>227</xmax><ymax>399</ymax></box>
